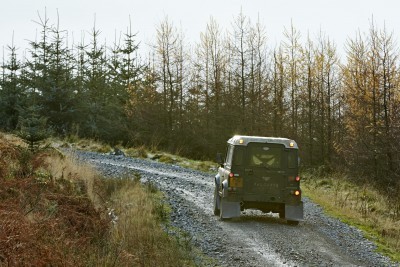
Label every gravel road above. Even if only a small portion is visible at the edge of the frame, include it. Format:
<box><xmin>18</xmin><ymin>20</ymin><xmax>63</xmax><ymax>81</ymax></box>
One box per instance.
<box><xmin>71</xmin><ymin>150</ymin><xmax>398</xmax><ymax>267</ymax></box>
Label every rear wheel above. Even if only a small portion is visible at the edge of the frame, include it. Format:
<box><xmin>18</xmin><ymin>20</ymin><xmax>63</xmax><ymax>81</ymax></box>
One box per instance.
<box><xmin>213</xmin><ymin>184</ymin><xmax>220</xmax><ymax>216</ymax></box>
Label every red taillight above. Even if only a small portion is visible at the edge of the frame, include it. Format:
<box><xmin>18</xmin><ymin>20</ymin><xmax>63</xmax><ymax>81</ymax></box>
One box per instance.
<box><xmin>229</xmin><ymin>172</ymin><xmax>234</xmax><ymax>178</ymax></box>
<box><xmin>289</xmin><ymin>176</ymin><xmax>301</xmax><ymax>182</ymax></box>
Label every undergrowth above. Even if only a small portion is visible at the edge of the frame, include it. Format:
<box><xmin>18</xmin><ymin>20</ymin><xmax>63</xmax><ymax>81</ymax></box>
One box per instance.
<box><xmin>301</xmin><ymin>169</ymin><xmax>400</xmax><ymax>263</ymax></box>
<box><xmin>0</xmin><ymin>133</ymin><xmax>196</xmax><ymax>266</ymax></box>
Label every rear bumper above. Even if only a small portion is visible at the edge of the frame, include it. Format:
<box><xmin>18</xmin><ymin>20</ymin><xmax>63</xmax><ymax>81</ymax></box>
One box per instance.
<box><xmin>223</xmin><ymin>194</ymin><xmax>303</xmax><ymax>219</ymax></box>
<box><xmin>225</xmin><ymin>193</ymin><xmax>296</xmax><ymax>203</ymax></box>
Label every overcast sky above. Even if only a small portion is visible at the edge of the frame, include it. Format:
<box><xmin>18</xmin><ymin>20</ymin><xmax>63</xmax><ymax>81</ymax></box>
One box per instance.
<box><xmin>1</xmin><ymin>0</ymin><xmax>399</xmax><ymax>58</ymax></box>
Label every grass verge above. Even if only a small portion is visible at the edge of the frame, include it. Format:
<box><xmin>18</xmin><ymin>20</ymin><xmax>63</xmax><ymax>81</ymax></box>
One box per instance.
<box><xmin>301</xmin><ymin>169</ymin><xmax>400</xmax><ymax>263</ymax></box>
<box><xmin>98</xmin><ymin>177</ymin><xmax>196</xmax><ymax>266</ymax></box>
<box><xmin>61</xmin><ymin>137</ymin><xmax>217</xmax><ymax>173</ymax></box>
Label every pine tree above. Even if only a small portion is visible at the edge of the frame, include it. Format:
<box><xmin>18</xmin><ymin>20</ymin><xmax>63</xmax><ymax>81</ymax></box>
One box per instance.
<box><xmin>17</xmin><ymin>104</ymin><xmax>51</xmax><ymax>151</ymax></box>
<box><xmin>0</xmin><ymin>41</ymin><xmax>24</xmax><ymax>130</ymax></box>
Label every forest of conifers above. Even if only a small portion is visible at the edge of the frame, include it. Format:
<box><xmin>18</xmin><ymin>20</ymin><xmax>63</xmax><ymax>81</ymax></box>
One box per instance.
<box><xmin>0</xmin><ymin>13</ymin><xmax>399</xmax><ymax>191</ymax></box>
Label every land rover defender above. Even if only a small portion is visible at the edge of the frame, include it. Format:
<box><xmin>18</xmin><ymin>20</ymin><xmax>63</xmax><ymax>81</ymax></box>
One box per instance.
<box><xmin>213</xmin><ymin>135</ymin><xmax>303</xmax><ymax>225</ymax></box>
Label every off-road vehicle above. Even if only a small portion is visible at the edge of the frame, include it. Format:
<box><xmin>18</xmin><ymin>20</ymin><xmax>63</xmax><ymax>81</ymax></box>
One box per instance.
<box><xmin>213</xmin><ymin>135</ymin><xmax>303</xmax><ymax>225</ymax></box>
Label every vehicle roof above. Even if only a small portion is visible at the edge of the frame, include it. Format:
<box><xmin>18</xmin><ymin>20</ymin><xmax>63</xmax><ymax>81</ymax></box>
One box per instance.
<box><xmin>227</xmin><ymin>135</ymin><xmax>298</xmax><ymax>149</ymax></box>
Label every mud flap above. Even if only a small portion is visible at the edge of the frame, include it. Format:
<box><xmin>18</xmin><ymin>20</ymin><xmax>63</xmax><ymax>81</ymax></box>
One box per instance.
<box><xmin>220</xmin><ymin>199</ymin><xmax>241</xmax><ymax>219</ymax></box>
<box><xmin>285</xmin><ymin>202</ymin><xmax>304</xmax><ymax>221</ymax></box>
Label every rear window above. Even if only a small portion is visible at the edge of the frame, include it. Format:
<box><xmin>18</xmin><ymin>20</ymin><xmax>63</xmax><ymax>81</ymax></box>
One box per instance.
<box><xmin>246</xmin><ymin>143</ymin><xmax>283</xmax><ymax>168</ymax></box>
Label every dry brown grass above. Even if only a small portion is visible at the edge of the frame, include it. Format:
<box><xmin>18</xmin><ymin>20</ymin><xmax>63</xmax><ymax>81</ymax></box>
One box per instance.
<box><xmin>43</xmin><ymin>150</ymin><xmax>102</xmax><ymax>208</ymax></box>
<box><xmin>125</xmin><ymin>145</ymin><xmax>148</xmax><ymax>158</ymax></box>
<box><xmin>0</xmin><ymin>132</ymin><xmax>195</xmax><ymax>266</ymax></box>
<box><xmin>0</xmin><ymin>151</ymin><xmax>109</xmax><ymax>266</ymax></box>
<box><xmin>97</xmin><ymin>178</ymin><xmax>194</xmax><ymax>266</ymax></box>
<box><xmin>302</xmin><ymin>171</ymin><xmax>400</xmax><ymax>262</ymax></box>
<box><xmin>63</xmin><ymin>137</ymin><xmax>112</xmax><ymax>153</ymax></box>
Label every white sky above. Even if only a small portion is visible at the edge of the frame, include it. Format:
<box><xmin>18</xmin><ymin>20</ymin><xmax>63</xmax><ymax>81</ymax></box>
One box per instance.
<box><xmin>1</xmin><ymin>0</ymin><xmax>399</xmax><ymax>58</ymax></box>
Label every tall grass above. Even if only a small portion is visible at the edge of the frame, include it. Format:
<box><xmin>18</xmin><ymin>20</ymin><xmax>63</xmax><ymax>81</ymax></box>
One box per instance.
<box><xmin>96</xmin><ymin>178</ymin><xmax>194</xmax><ymax>266</ymax></box>
<box><xmin>302</xmin><ymin>170</ymin><xmax>400</xmax><ymax>262</ymax></box>
<box><xmin>43</xmin><ymin>153</ymin><xmax>196</xmax><ymax>266</ymax></box>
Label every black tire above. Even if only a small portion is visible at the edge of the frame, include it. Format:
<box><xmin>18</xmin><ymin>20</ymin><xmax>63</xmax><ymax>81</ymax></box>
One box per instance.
<box><xmin>287</xmin><ymin>220</ymin><xmax>299</xmax><ymax>226</ymax></box>
<box><xmin>213</xmin><ymin>185</ymin><xmax>220</xmax><ymax>216</ymax></box>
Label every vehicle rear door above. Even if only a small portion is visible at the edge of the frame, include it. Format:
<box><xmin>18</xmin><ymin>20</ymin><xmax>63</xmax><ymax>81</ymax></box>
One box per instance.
<box><xmin>243</xmin><ymin>143</ymin><xmax>287</xmax><ymax>200</ymax></box>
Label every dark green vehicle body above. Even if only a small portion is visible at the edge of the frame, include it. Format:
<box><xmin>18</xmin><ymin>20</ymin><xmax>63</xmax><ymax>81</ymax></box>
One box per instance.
<box><xmin>214</xmin><ymin>135</ymin><xmax>303</xmax><ymax>224</ymax></box>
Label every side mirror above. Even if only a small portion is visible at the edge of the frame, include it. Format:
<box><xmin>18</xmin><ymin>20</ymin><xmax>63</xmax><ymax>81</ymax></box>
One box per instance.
<box><xmin>216</xmin><ymin>153</ymin><xmax>224</xmax><ymax>167</ymax></box>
